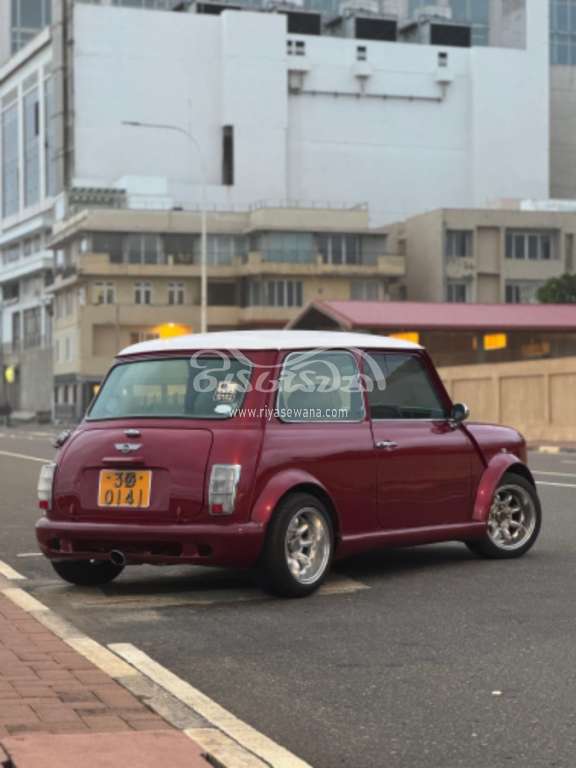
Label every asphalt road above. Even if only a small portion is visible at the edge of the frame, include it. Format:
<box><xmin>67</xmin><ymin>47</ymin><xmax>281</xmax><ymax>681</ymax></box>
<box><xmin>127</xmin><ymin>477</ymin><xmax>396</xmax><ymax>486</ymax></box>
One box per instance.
<box><xmin>1</xmin><ymin>427</ymin><xmax>576</xmax><ymax>768</ymax></box>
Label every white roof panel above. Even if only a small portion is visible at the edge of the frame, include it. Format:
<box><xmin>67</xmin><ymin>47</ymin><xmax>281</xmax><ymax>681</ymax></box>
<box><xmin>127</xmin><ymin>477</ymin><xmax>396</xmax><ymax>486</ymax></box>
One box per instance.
<box><xmin>118</xmin><ymin>330</ymin><xmax>422</xmax><ymax>357</ymax></box>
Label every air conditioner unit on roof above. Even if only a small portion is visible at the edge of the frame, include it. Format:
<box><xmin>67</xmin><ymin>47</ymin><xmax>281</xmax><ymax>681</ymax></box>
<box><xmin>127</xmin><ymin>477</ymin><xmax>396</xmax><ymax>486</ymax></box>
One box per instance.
<box><xmin>414</xmin><ymin>4</ymin><xmax>452</xmax><ymax>21</ymax></box>
<box><xmin>340</xmin><ymin>0</ymin><xmax>382</xmax><ymax>15</ymax></box>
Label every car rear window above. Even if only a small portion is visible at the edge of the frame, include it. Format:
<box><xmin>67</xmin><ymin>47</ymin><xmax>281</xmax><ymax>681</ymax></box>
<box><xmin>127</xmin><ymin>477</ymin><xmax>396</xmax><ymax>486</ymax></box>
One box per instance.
<box><xmin>87</xmin><ymin>357</ymin><xmax>251</xmax><ymax>420</ymax></box>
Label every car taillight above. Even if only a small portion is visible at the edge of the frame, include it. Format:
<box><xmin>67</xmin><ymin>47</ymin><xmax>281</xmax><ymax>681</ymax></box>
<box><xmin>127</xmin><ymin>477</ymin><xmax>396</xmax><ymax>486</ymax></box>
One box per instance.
<box><xmin>37</xmin><ymin>463</ymin><xmax>57</xmax><ymax>513</ymax></box>
<box><xmin>208</xmin><ymin>464</ymin><xmax>241</xmax><ymax>515</ymax></box>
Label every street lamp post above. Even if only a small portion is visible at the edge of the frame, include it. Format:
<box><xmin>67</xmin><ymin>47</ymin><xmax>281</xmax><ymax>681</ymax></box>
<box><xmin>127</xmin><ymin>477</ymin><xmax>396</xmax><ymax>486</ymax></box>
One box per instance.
<box><xmin>122</xmin><ymin>120</ymin><xmax>208</xmax><ymax>334</ymax></box>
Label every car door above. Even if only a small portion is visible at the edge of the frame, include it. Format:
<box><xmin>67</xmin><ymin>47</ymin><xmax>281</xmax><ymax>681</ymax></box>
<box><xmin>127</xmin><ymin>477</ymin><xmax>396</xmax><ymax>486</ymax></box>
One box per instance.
<box><xmin>364</xmin><ymin>351</ymin><xmax>477</xmax><ymax>530</ymax></box>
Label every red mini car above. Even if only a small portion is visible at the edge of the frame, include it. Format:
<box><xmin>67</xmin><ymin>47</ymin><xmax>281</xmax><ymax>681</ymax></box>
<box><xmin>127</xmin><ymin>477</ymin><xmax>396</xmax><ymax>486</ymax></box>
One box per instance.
<box><xmin>36</xmin><ymin>330</ymin><xmax>541</xmax><ymax>598</ymax></box>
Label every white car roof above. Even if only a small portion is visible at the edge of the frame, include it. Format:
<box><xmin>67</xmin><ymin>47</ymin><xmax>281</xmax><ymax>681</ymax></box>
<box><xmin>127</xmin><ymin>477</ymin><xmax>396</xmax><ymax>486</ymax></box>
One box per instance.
<box><xmin>118</xmin><ymin>330</ymin><xmax>422</xmax><ymax>357</ymax></box>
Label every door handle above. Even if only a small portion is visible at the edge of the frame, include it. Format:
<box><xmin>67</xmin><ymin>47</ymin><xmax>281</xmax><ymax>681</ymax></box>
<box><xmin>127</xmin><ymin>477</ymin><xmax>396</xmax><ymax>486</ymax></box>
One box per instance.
<box><xmin>376</xmin><ymin>440</ymin><xmax>399</xmax><ymax>450</ymax></box>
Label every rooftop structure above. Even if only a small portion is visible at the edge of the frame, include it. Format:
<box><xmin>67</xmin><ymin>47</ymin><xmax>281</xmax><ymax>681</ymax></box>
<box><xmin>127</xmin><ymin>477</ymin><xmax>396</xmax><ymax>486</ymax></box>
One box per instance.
<box><xmin>289</xmin><ymin>300</ymin><xmax>576</xmax><ymax>365</ymax></box>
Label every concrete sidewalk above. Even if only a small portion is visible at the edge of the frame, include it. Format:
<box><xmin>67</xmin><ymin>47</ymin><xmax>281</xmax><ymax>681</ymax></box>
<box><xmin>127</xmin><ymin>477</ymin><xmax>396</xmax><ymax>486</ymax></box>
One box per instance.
<box><xmin>0</xmin><ymin>592</ymin><xmax>209</xmax><ymax>767</ymax></box>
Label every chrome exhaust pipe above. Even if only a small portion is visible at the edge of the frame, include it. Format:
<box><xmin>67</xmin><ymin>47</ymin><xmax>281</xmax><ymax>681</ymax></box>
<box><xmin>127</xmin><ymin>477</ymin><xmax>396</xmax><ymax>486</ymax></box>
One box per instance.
<box><xmin>109</xmin><ymin>550</ymin><xmax>127</xmax><ymax>567</ymax></box>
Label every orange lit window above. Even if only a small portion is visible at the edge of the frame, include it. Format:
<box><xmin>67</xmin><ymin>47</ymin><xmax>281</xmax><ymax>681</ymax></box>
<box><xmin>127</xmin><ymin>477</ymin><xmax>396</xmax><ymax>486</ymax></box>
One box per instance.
<box><xmin>483</xmin><ymin>333</ymin><xmax>508</xmax><ymax>351</ymax></box>
<box><xmin>390</xmin><ymin>332</ymin><xmax>420</xmax><ymax>345</ymax></box>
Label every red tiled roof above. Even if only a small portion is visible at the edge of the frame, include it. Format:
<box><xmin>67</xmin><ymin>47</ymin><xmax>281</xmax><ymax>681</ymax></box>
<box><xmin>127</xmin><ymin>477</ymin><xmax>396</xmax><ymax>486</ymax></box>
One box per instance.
<box><xmin>297</xmin><ymin>301</ymin><xmax>576</xmax><ymax>332</ymax></box>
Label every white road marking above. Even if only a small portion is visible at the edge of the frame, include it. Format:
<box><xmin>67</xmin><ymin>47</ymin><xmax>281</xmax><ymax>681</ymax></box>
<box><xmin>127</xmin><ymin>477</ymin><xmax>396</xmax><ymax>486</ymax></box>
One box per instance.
<box><xmin>533</xmin><ymin>470</ymin><xmax>576</xmax><ymax>479</ymax></box>
<box><xmin>111</xmin><ymin>643</ymin><xmax>313</xmax><ymax>768</ymax></box>
<box><xmin>0</xmin><ymin>449</ymin><xmax>48</xmax><ymax>463</ymax></box>
<box><xmin>0</xmin><ymin>560</ymin><xmax>26</xmax><ymax>580</ymax></box>
<box><xmin>17</xmin><ymin>552</ymin><xmax>43</xmax><ymax>558</ymax></box>
<box><xmin>45</xmin><ymin>575</ymin><xmax>369</xmax><ymax>610</ymax></box>
<box><xmin>537</xmin><ymin>481</ymin><xmax>576</xmax><ymax>489</ymax></box>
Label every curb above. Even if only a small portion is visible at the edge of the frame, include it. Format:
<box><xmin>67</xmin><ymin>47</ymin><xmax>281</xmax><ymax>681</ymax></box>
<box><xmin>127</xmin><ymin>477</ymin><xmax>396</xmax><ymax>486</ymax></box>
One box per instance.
<box><xmin>0</xmin><ymin>576</ymin><xmax>308</xmax><ymax>768</ymax></box>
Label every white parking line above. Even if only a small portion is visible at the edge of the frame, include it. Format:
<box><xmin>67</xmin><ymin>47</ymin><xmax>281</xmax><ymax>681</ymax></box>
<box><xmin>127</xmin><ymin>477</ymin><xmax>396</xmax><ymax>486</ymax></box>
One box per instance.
<box><xmin>16</xmin><ymin>552</ymin><xmax>43</xmax><ymax>558</ymax></box>
<box><xmin>111</xmin><ymin>643</ymin><xmax>313</xmax><ymax>768</ymax></box>
<box><xmin>533</xmin><ymin>470</ymin><xmax>576</xmax><ymax>479</ymax></box>
<box><xmin>0</xmin><ymin>449</ymin><xmax>48</xmax><ymax>463</ymax></box>
<box><xmin>0</xmin><ymin>560</ymin><xmax>26</xmax><ymax>580</ymax></box>
<box><xmin>537</xmin><ymin>481</ymin><xmax>576</xmax><ymax>489</ymax></box>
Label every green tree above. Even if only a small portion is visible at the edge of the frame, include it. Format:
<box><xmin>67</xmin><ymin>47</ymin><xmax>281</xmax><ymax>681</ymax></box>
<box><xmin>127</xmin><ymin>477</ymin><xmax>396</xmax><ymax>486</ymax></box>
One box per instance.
<box><xmin>537</xmin><ymin>274</ymin><xmax>576</xmax><ymax>304</ymax></box>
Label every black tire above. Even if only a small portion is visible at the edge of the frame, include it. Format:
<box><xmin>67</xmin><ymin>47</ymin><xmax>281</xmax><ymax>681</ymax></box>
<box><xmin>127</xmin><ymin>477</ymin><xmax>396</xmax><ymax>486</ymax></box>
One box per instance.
<box><xmin>51</xmin><ymin>559</ymin><xmax>125</xmax><ymax>586</ymax></box>
<box><xmin>466</xmin><ymin>473</ymin><xmax>541</xmax><ymax>559</ymax></box>
<box><xmin>260</xmin><ymin>493</ymin><xmax>334</xmax><ymax>598</ymax></box>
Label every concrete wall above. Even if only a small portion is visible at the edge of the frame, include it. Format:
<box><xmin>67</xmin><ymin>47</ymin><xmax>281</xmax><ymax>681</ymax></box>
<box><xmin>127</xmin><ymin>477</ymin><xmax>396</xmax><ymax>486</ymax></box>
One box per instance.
<box><xmin>440</xmin><ymin>356</ymin><xmax>576</xmax><ymax>443</ymax></box>
<box><xmin>17</xmin><ymin>346</ymin><xmax>53</xmax><ymax>415</ymax></box>
<box><xmin>71</xmin><ymin>2</ymin><xmax>549</xmax><ymax>226</ymax></box>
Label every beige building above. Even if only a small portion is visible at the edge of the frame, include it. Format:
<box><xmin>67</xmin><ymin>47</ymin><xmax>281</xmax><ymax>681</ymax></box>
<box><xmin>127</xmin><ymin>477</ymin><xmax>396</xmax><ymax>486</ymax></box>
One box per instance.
<box><xmin>48</xmin><ymin>205</ymin><xmax>404</xmax><ymax>419</ymax></box>
<box><xmin>386</xmin><ymin>206</ymin><xmax>576</xmax><ymax>305</ymax></box>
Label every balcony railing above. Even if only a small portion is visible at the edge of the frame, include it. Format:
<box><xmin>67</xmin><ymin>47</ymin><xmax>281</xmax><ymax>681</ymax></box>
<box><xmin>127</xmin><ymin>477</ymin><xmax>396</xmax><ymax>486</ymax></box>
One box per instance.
<box><xmin>1</xmin><ymin>335</ymin><xmax>52</xmax><ymax>356</ymax></box>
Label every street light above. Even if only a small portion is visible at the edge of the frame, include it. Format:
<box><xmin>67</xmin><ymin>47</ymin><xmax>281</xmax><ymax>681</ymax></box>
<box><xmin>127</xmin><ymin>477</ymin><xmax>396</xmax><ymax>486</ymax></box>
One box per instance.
<box><xmin>122</xmin><ymin>120</ymin><xmax>208</xmax><ymax>334</ymax></box>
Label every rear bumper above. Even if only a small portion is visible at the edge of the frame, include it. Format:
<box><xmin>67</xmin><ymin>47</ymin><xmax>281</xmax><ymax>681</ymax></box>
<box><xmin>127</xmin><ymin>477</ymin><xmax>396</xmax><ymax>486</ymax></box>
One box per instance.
<box><xmin>35</xmin><ymin>517</ymin><xmax>265</xmax><ymax>568</ymax></box>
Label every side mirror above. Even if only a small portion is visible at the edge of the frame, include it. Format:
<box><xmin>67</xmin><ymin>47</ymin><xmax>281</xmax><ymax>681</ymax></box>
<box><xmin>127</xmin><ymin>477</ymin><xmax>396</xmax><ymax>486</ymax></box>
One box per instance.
<box><xmin>450</xmin><ymin>402</ymin><xmax>470</xmax><ymax>426</ymax></box>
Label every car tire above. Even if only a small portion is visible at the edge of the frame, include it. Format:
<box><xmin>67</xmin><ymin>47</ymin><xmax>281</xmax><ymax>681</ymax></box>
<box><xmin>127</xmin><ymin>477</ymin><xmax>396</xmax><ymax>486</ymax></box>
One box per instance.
<box><xmin>260</xmin><ymin>493</ymin><xmax>334</xmax><ymax>598</ymax></box>
<box><xmin>466</xmin><ymin>473</ymin><xmax>541</xmax><ymax>559</ymax></box>
<box><xmin>50</xmin><ymin>559</ymin><xmax>125</xmax><ymax>586</ymax></box>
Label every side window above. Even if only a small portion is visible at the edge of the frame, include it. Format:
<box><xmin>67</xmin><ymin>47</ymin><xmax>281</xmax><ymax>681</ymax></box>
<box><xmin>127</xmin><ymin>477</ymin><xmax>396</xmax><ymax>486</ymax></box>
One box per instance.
<box><xmin>366</xmin><ymin>353</ymin><xmax>447</xmax><ymax>420</ymax></box>
<box><xmin>277</xmin><ymin>351</ymin><xmax>365</xmax><ymax>422</ymax></box>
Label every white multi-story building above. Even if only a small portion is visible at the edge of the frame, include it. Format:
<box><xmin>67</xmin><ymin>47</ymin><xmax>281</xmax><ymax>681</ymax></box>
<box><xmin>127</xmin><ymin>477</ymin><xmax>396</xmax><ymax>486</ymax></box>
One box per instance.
<box><xmin>0</xmin><ymin>30</ymin><xmax>55</xmax><ymax>414</ymax></box>
<box><xmin>0</xmin><ymin>0</ymin><xmax>550</xmax><ymax>414</ymax></box>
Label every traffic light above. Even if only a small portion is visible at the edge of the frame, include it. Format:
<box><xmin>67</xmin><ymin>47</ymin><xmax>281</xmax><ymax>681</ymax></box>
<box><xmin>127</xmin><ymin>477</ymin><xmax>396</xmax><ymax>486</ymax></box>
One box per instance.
<box><xmin>4</xmin><ymin>366</ymin><xmax>15</xmax><ymax>385</ymax></box>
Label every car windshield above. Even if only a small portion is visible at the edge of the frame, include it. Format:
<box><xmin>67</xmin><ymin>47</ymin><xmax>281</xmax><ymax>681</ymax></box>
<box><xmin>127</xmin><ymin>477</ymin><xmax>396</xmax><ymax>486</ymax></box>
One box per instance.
<box><xmin>87</xmin><ymin>356</ymin><xmax>251</xmax><ymax>420</ymax></box>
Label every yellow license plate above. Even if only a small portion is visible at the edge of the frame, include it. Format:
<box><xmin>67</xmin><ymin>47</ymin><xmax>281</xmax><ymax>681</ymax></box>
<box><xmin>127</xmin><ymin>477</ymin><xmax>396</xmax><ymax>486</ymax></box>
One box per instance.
<box><xmin>98</xmin><ymin>470</ymin><xmax>152</xmax><ymax>509</ymax></box>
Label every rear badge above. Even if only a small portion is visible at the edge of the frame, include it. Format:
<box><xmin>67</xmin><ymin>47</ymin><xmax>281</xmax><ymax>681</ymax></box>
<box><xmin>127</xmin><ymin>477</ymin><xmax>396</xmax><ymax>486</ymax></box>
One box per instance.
<box><xmin>114</xmin><ymin>443</ymin><xmax>142</xmax><ymax>455</ymax></box>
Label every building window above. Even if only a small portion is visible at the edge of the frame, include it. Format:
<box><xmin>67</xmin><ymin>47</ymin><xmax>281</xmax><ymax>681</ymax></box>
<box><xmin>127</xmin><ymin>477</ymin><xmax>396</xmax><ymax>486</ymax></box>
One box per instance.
<box><xmin>134</xmin><ymin>281</ymin><xmax>152</xmax><ymax>305</ymax></box>
<box><xmin>505</xmin><ymin>281</ymin><xmax>545</xmax><ymax>305</ymax></box>
<box><xmin>2</xmin><ymin>95</ymin><xmax>20</xmax><ymax>218</ymax></box>
<box><xmin>247</xmin><ymin>279</ymin><xmax>303</xmax><ymax>308</ymax></box>
<box><xmin>446</xmin><ymin>280</ymin><xmax>469</xmax><ymax>303</ymax></box>
<box><xmin>208</xmin><ymin>282</ymin><xmax>237</xmax><ymax>306</ymax></box>
<box><xmin>23</xmin><ymin>306</ymin><xmax>41</xmax><ymax>349</ymax></box>
<box><xmin>94</xmin><ymin>281</ymin><xmax>116</xmax><ymax>305</ymax></box>
<box><xmin>168</xmin><ymin>281</ymin><xmax>185</xmax><ymax>305</ymax></box>
<box><xmin>254</xmin><ymin>233</ymin><xmax>315</xmax><ymax>264</ymax></box>
<box><xmin>445</xmin><ymin>230</ymin><xmax>473</xmax><ymax>259</ymax></box>
<box><xmin>194</xmin><ymin>235</ymin><xmax>245</xmax><ymax>265</ymax></box>
<box><xmin>551</xmin><ymin>0</ymin><xmax>576</xmax><ymax>64</ymax></box>
<box><xmin>316</xmin><ymin>234</ymin><xmax>361</xmax><ymax>265</ymax></box>
<box><xmin>64</xmin><ymin>290</ymin><xmax>75</xmax><ymax>316</ymax></box>
<box><xmin>11</xmin><ymin>0</ymin><xmax>52</xmax><ymax>54</ymax></box>
<box><xmin>126</xmin><ymin>234</ymin><xmax>164</xmax><ymax>264</ymax></box>
<box><xmin>287</xmin><ymin>39</ymin><xmax>306</xmax><ymax>56</ymax></box>
<box><xmin>91</xmin><ymin>233</ymin><xmax>124</xmax><ymax>262</ymax></box>
<box><xmin>357</xmin><ymin>45</ymin><xmax>367</xmax><ymax>61</ymax></box>
<box><xmin>12</xmin><ymin>311</ymin><xmax>21</xmax><ymax>351</ymax></box>
<box><xmin>505</xmin><ymin>231</ymin><xmax>557</xmax><ymax>261</ymax></box>
<box><xmin>222</xmin><ymin>125</ymin><xmax>234</xmax><ymax>186</ymax></box>
<box><xmin>23</xmin><ymin>84</ymin><xmax>40</xmax><ymax>208</ymax></box>
<box><xmin>350</xmin><ymin>280</ymin><xmax>380</xmax><ymax>301</ymax></box>
<box><xmin>129</xmin><ymin>331</ymin><xmax>160</xmax><ymax>345</ymax></box>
